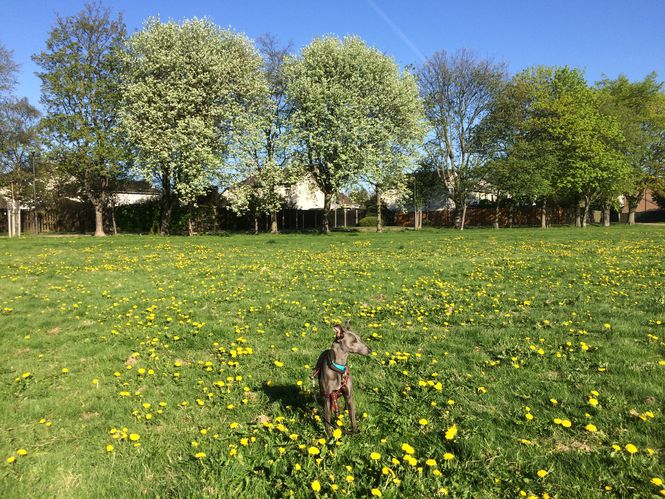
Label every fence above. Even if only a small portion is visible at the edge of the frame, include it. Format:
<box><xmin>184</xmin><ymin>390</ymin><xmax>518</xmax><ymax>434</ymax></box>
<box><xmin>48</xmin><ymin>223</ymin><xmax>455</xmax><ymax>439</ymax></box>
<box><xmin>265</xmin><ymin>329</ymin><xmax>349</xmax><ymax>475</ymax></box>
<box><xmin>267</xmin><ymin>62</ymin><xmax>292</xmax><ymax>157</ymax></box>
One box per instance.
<box><xmin>395</xmin><ymin>206</ymin><xmax>570</xmax><ymax>228</ymax></box>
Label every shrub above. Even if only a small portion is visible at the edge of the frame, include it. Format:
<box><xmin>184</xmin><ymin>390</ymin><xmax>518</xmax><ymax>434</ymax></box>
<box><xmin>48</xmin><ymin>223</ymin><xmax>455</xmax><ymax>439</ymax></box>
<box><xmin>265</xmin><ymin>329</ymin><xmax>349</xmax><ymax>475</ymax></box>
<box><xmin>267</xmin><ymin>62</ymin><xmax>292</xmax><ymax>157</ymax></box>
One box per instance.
<box><xmin>357</xmin><ymin>216</ymin><xmax>378</xmax><ymax>227</ymax></box>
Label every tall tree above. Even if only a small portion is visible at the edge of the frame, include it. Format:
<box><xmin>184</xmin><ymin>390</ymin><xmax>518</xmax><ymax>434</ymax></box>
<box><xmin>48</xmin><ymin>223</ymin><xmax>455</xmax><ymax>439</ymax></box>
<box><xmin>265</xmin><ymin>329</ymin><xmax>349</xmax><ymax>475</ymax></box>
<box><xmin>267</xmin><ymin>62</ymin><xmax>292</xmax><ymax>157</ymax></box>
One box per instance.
<box><xmin>120</xmin><ymin>17</ymin><xmax>267</xmax><ymax>235</ymax></box>
<box><xmin>286</xmin><ymin>35</ymin><xmax>423</xmax><ymax>233</ymax></box>
<box><xmin>225</xmin><ymin>34</ymin><xmax>294</xmax><ymax>234</ymax></box>
<box><xmin>479</xmin><ymin>67</ymin><xmax>629</xmax><ymax>228</ymax></box>
<box><xmin>0</xmin><ymin>98</ymin><xmax>40</xmax><ymax>236</ymax></box>
<box><xmin>418</xmin><ymin>49</ymin><xmax>506</xmax><ymax>229</ymax></box>
<box><xmin>0</xmin><ymin>43</ymin><xmax>19</xmax><ymax>99</ymax></box>
<box><xmin>596</xmin><ymin>73</ymin><xmax>665</xmax><ymax>225</ymax></box>
<box><xmin>478</xmin><ymin>68</ymin><xmax>572</xmax><ymax>228</ymax></box>
<box><xmin>359</xmin><ymin>69</ymin><xmax>423</xmax><ymax>232</ymax></box>
<box><xmin>540</xmin><ymin>68</ymin><xmax>629</xmax><ymax>227</ymax></box>
<box><xmin>33</xmin><ymin>2</ymin><xmax>127</xmax><ymax>236</ymax></box>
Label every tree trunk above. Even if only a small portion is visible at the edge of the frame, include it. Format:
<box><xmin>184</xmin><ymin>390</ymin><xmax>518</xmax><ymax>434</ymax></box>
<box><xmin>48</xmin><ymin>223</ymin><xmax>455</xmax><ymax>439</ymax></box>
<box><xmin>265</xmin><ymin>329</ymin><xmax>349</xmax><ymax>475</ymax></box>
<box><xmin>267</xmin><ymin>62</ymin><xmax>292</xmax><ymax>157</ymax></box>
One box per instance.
<box><xmin>253</xmin><ymin>215</ymin><xmax>259</xmax><ymax>235</ymax></box>
<box><xmin>188</xmin><ymin>211</ymin><xmax>194</xmax><ymax>236</ymax></box>
<box><xmin>493</xmin><ymin>199</ymin><xmax>500</xmax><ymax>229</ymax></box>
<box><xmin>93</xmin><ymin>200</ymin><xmax>106</xmax><ymax>237</ymax></box>
<box><xmin>603</xmin><ymin>203</ymin><xmax>611</xmax><ymax>227</ymax></box>
<box><xmin>111</xmin><ymin>203</ymin><xmax>118</xmax><ymax>235</ymax></box>
<box><xmin>581</xmin><ymin>198</ymin><xmax>591</xmax><ymax>228</ymax></box>
<box><xmin>574</xmin><ymin>203</ymin><xmax>582</xmax><ymax>228</ymax></box>
<box><xmin>270</xmin><ymin>211</ymin><xmax>278</xmax><ymax>234</ymax></box>
<box><xmin>625</xmin><ymin>190</ymin><xmax>643</xmax><ymax>225</ymax></box>
<box><xmin>540</xmin><ymin>200</ymin><xmax>547</xmax><ymax>229</ymax></box>
<box><xmin>160</xmin><ymin>172</ymin><xmax>174</xmax><ymax>235</ymax></box>
<box><xmin>627</xmin><ymin>209</ymin><xmax>635</xmax><ymax>225</ymax></box>
<box><xmin>508</xmin><ymin>201</ymin><xmax>514</xmax><ymax>228</ymax></box>
<box><xmin>376</xmin><ymin>187</ymin><xmax>383</xmax><ymax>233</ymax></box>
<box><xmin>321</xmin><ymin>192</ymin><xmax>331</xmax><ymax>234</ymax></box>
<box><xmin>460</xmin><ymin>203</ymin><xmax>467</xmax><ymax>231</ymax></box>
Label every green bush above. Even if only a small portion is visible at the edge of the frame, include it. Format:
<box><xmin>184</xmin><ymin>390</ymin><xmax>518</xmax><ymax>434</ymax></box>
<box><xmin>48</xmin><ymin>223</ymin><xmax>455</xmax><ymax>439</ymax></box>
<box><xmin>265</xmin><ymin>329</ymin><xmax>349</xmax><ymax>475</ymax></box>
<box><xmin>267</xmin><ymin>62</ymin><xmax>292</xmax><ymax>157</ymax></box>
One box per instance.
<box><xmin>357</xmin><ymin>216</ymin><xmax>378</xmax><ymax>227</ymax></box>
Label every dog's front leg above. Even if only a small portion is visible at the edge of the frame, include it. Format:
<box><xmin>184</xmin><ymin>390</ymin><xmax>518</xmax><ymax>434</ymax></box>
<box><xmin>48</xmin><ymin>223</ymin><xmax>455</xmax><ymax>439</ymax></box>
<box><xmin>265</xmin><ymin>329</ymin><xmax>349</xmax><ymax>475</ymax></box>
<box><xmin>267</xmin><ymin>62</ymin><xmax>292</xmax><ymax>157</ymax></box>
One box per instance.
<box><xmin>342</xmin><ymin>384</ymin><xmax>358</xmax><ymax>434</ymax></box>
<box><xmin>322</xmin><ymin>394</ymin><xmax>333</xmax><ymax>437</ymax></box>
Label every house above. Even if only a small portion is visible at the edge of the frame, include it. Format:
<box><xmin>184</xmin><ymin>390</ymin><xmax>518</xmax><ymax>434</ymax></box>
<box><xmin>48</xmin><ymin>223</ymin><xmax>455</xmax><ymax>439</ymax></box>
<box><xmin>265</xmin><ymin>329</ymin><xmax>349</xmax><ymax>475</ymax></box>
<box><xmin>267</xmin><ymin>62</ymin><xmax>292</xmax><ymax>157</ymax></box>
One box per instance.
<box><xmin>221</xmin><ymin>174</ymin><xmax>363</xmax><ymax>230</ymax></box>
<box><xmin>620</xmin><ymin>189</ymin><xmax>664</xmax><ymax>223</ymax></box>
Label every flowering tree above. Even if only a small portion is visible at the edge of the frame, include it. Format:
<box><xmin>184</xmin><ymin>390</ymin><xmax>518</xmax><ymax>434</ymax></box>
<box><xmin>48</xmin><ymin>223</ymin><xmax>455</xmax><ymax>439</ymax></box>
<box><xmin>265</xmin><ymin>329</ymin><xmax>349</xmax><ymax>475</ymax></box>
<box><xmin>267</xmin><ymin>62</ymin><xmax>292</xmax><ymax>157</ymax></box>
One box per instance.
<box><xmin>121</xmin><ymin>18</ymin><xmax>267</xmax><ymax>234</ymax></box>
<box><xmin>286</xmin><ymin>36</ymin><xmax>424</xmax><ymax>233</ymax></box>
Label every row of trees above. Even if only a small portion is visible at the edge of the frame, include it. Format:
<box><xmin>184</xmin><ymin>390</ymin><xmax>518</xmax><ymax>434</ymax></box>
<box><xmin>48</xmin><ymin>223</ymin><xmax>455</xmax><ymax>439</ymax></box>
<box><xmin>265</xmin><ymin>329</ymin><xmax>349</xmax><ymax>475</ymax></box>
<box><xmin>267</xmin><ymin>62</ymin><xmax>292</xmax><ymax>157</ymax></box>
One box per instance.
<box><xmin>2</xmin><ymin>2</ymin><xmax>664</xmax><ymax>236</ymax></box>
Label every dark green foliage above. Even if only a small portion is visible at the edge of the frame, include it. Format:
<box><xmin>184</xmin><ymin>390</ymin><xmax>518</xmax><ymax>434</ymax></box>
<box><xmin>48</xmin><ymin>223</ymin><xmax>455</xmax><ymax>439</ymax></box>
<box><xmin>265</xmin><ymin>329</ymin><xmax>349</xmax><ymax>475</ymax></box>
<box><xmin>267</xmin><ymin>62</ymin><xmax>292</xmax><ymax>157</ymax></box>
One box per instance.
<box><xmin>357</xmin><ymin>216</ymin><xmax>378</xmax><ymax>227</ymax></box>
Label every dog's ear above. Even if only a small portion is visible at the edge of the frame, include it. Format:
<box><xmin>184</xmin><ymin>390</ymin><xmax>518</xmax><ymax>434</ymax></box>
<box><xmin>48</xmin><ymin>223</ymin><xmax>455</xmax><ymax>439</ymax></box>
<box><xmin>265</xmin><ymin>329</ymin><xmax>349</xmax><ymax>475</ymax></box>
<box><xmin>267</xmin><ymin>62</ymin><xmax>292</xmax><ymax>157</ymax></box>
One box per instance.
<box><xmin>334</xmin><ymin>324</ymin><xmax>345</xmax><ymax>340</ymax></box>
<box><xmin>343</xmin><ymin>319</ymin><xmax>351</xmax><ymax>330</ymax></box>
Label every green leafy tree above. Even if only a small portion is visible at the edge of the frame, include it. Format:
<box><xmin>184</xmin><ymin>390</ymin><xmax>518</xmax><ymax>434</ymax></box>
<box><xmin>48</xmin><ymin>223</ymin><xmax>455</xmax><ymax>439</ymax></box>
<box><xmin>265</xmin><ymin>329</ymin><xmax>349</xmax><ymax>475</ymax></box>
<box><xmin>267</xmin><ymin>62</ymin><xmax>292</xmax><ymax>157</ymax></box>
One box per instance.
<box><xmin>33</xmin><ymin>2</ymin><xmax>127</xmax><ymax>236</ymax></box>
<box><xmin>121</xmin><ymin>17</ymin><xmax>266</xmax><ymax>235</ymax></box>
<box><xmin>596</xmin><ymin>73</ymin><xmax>665</xmax><ymax>224</ymax></box>
<box><xmin>480</xmin><ymin>67</ymin><xmax>629</xmax><ymax>228</ymax></box>
<box><xmin>285</xmin><ymin>36</ymin><xmax>422</xmax><ymax>233</ymax></box>
<box><xmin>477</xmin><ymin>71</ymin><xmax>559</xmax><ymax>228</ymax></box>
<box><xmin>541</xmin><ymin>68</ymin><xmax>629</xmax><ymax>227</ymax></box>
<box><xmin>418</xmin><ymin>49</ymin><xmax>506</xmax><ymax>229</ymax></box>
<box><xmin>0</xmin><ymin>98</ymin><xmax>40</xmax><ymax>236</ymax></box>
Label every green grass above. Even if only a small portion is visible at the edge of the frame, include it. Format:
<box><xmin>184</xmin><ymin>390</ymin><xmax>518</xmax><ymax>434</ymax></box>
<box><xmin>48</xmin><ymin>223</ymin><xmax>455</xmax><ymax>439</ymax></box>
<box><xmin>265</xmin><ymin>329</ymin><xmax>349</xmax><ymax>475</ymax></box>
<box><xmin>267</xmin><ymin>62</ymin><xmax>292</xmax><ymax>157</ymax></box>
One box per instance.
<box><xmin>1</xmin><ymin>226</ymin><xmax>664</xmax><ymax>498</ymax></box>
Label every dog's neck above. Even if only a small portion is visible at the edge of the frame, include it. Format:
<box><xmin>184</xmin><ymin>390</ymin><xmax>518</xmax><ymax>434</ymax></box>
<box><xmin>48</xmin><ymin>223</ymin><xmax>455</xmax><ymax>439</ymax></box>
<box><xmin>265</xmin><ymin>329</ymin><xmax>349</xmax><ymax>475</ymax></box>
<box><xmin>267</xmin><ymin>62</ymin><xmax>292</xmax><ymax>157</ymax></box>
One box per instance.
<box><xmin>330</xmin><ymin>341</ymin><xmax>349</xmax><ymax>366</ymax></box>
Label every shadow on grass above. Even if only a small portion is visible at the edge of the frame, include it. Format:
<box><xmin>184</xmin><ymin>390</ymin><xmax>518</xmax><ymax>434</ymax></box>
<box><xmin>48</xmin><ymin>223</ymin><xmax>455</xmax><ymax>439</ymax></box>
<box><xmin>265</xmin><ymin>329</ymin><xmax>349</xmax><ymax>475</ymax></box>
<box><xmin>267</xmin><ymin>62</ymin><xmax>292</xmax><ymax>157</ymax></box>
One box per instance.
<box><xmin>261</xmin><ymin>383</ymin><xmax>327</xmax><ymax>433</ymax></box>
<box><xmin>262</xmin><ymin>383</ymin><xmax>313</xmax><ymax>411</ymax></box>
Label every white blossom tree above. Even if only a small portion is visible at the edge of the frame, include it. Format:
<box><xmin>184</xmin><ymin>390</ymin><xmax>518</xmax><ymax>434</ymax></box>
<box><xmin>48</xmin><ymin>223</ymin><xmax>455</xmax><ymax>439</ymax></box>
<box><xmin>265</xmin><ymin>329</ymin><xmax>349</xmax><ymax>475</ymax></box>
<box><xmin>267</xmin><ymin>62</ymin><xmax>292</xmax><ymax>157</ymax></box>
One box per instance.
<box><xmin>120</xmin><ymin>17</ymin><xmax>267</xmax><ymax>234</ymax></box>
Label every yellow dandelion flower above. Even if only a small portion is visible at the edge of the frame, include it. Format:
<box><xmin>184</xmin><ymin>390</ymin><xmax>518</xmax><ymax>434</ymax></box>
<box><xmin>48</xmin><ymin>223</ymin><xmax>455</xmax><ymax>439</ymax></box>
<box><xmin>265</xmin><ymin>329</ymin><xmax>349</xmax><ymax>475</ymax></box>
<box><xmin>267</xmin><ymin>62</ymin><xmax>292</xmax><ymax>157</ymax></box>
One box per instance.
<box><xmin>16</xmin><ymin>449</ymin><xmax>27</xmax><ymax>456</ymax></box>
<box><xmin>401</xmin><ymin>443</ymin><xmax>415</xmax><ymax>455</ymax></box>
<box><xmin>426</xmin><ymin>458</ymin><xmax>437</xmax><ymax>467</ymax></box>
<box><xmin>443</xmin><ymin>453</ymin><xmax>454</xmax><ymax>461</ymax></box>
<box><xmin>371</xmin><ymin>488</ymin><xmax>382</xmax><ymax>497</ymax></box>
<box><xmin>419</xmin><ymin>418</ymin><xmax>429</xmax><ymax>426</ymax></box>
<box><xmin>537</xmin><ymin>469</ymin><xmax>548</xmax><ymax>478</ymax></box>
<box><xmin>106</xmin><ymin>444</ymin><xmax>114</xmax><ymax>452</ymax></box>
<box><xmin>561</xmin><ymin>419</ymin><xmax>572</xmax><ymax>428</ymax></box>
<box><xmin>7</xmin><ymin>456</ymin><xmax>16</xmax><ymax>464</ymax></box>
<box><xmin>651</xmin><ymin>478</ymin><xmax>663</xmax><ymax>486</ymax></box>
<box><xmin>129</xmin><ymin>433</ymin><xmax>140</xmax><ymax>441</ymax></box>
<box><xmin>625</xmin><ymin>443</ymin><xmax>638</xmax><ymax>454</ymax></box>
<box><xmin>585</xmin><ymin>424</ymin><xmax>597</xmax><ymax>432</ymax></box>
<box><xmin>194</xmin><ymin>452</ymin><xmax>206</xmax><ymax>459</ymax></box>
<box><xmin>332</xmin><ymin>428</ymin><xmax>342</xmax><ymax>439</ymax></box>
<box><xmin>370</xmin><ymin>452</ymin><xmax>381</xmax><ymax>460</ymax></box>
<box><xmin>445</xmin><ymin>424</ymin><xmax>457</xmax><ymax>440</ymax></box>
<box><xmin>311</xmin><ymin>480</ymin><xmax>321</xmax><ymax>492</ymax></box>
<box><xmin>308</xmin><ymin>446</ymin><xmax>320</xmax><ymax>456</ymax></box>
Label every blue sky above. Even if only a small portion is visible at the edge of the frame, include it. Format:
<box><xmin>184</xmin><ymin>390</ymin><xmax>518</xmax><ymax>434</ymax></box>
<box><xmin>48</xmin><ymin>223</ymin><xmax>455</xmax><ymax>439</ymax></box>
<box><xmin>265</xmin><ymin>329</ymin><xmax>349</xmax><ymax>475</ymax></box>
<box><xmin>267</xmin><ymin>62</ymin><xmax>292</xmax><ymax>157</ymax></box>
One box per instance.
<box><xmin>2</xmin><ymin>0</ymin><xmax>664</xmax><ymax>109</ymax></box>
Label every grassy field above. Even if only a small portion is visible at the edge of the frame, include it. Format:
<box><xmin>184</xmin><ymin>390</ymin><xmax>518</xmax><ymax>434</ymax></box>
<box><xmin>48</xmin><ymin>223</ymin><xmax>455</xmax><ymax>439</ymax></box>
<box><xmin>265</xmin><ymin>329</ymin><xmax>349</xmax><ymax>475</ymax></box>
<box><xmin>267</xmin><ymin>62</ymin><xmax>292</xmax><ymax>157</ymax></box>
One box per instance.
<box><xmin>1</xmin><ymin>226</ymin><xmax>664</xmax><ymax>498</ymax></box>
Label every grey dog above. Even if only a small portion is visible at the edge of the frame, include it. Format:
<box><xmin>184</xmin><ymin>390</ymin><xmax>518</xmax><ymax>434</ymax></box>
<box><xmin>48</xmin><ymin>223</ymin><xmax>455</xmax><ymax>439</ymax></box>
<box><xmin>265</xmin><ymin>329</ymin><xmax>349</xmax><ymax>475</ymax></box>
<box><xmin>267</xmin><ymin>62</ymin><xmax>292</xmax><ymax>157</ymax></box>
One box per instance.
<box><xmin>310</xmin><ymin>320</ymin><xmax>371</xmax><ymax>436</ymax></box>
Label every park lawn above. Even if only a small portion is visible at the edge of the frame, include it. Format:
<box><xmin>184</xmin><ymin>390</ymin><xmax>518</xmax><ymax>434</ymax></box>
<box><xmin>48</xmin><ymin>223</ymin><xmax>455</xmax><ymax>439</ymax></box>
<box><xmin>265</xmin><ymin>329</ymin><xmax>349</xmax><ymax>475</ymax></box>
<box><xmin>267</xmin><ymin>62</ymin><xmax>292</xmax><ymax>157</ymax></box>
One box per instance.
<box><xmin>0</xmin><ymin>226</ymin><xmax>664</xmax><ymax>498</ymax></box>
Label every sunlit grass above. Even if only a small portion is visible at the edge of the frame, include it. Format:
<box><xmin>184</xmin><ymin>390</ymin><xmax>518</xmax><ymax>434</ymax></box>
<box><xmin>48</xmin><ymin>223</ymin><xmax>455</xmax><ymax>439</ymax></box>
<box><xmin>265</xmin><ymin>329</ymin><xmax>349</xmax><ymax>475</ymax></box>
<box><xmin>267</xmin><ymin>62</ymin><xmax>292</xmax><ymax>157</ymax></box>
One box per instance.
<box><xmin>1</xmin><ymin>226</ymin><xmax>664</xmax><ymax>497</ymax></box>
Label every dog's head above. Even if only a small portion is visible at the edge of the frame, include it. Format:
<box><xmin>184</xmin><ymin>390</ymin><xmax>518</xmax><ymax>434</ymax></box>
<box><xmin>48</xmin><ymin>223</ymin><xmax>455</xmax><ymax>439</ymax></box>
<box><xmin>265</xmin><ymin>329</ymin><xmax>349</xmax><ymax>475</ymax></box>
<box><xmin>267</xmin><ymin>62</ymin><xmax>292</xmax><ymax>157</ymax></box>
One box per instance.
<box><xmin>334</xmin><ymin>320</ymin><xmax>371</xmax><ymax>356</ymax></box>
